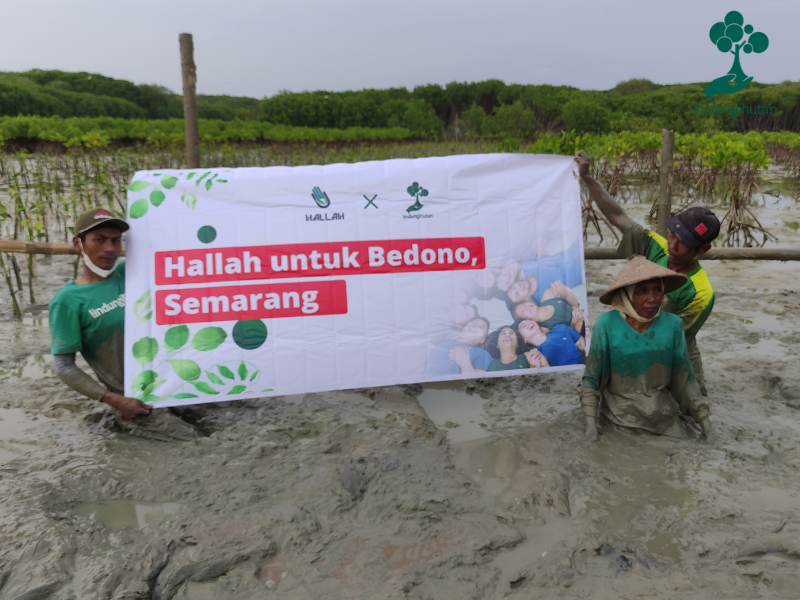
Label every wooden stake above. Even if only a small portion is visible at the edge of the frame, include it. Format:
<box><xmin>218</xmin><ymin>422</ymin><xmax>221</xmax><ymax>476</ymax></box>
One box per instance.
<box><xmin>657</xmin><ymin>129</ymin><xmax>674</xmax><ymax>237</ymax></box>
<box><xmin>0</xmin><ymin>253</ymin><xmax>21</xmax><ymax>319</ymax></box>
<box><xmin>180</xmin><ymin>33</ymin><xmax>201</xmax><ymax>169</ymax></box>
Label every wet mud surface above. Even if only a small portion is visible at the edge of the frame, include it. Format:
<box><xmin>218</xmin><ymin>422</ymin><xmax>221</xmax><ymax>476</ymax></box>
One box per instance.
<box><xmin>2</xmin><ymin>204</ymin><xmax>800</xmax><ymax>599</ymax></box>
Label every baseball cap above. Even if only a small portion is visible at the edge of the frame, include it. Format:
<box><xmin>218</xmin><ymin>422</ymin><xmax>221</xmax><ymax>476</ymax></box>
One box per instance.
<box><xmin>74</xmin><ymin>208</ymin><xmax>129</xmax><ymax>236</ymax></box>
<box><xmin>666</xmin><ymin>207</ymin><xmax>720</xmax><ymax>249</ymax></box>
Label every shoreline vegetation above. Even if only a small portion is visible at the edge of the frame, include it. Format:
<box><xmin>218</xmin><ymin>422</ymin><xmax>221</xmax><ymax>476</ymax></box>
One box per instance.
<box><xmin>1</xmin><ymin>71</ymin><xmax>800</xmax><ymax>151</ymax></box>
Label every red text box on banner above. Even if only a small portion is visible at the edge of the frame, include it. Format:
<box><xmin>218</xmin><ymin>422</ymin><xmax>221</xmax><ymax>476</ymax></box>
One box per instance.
<box><xmin>155</xmin><ymin>280</ymin><xmax>348</xmax><ymax>325</ymax></box>
<box><xmin>155</xmin><ymin>237</ymin><xmax>485</xmax><ymax>285</ymax></box>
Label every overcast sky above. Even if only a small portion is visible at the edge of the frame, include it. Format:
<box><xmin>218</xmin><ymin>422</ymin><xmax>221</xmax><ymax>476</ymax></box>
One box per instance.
<box><xmin>3</xmin><ymin>0</ymin><xmax>796</xmax><ymax>98</ymax></box>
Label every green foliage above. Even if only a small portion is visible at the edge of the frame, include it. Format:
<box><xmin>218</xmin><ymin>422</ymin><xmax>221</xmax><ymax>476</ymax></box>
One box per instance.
<box><xmin>607</xmin><ymin>79</ymin><xmax>660</xmax><ymax>98</ymax></box>
<box><xmin>1</xmin><ymin>70</ymin><xmax>800</xmax><ymax>144</ymax></box>
<box><xmin>461</xmin><ymin>102</ymin><xmax>487</xmax><ymax>134</ymax></box>
<box><xmin>0</xmin><ymin>116</ymin><xmax>412</xmax><ymax>147</ymax></box>
<box><xmin>561</xmin><ymin>99</ymin><xmax>612</xmax><ymax>134</ymax></box>
<box><xmin>400</xmin><ymin>99</ymin><xmax>444</xmax><ymax>138</ymax></box>
<box><xmin>482</xmin><ymin>101</ymin><xmax>539</xmax><ymax>139</ymax></box>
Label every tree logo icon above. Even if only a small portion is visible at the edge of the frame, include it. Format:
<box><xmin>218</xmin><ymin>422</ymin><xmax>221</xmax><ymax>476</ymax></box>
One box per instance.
<box><xmin>702</xmin><ymin>11</ymin><xmax>769</xmax><ymax>101</ymax></box>
<box><xmin>406</xmin><ymin>182</ymin><xmax>428</xmax><ymax>214</ymax></box>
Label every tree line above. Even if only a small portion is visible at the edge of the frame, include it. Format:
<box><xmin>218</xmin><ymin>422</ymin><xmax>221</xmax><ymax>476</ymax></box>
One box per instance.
<box><xmin>1</xmin><ymin>70</ymin><xmax>799</xmax><ymax>138</ymax></box>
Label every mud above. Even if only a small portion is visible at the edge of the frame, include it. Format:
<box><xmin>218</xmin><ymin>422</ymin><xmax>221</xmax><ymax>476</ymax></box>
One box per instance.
<box><xmin>2</xmin><ymin>201</ymin><xmax>800</xmax><ymax>599</ymax></box>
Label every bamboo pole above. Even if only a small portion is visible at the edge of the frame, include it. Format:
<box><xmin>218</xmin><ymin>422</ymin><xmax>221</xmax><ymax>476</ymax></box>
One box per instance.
<box><xmin>1</xmin><ymin>240</ymin><xmax>799</xmax><ymax>261</ymax></box>
<box><xmin>583</xmin><ymin>247</ymin><xmax>800</xmax><ymax>261</ymax></box>
<box><xmin>657</xmin><ymin>129</ymin><xmax>674</xmax><ymax>237</ymax></box>
<box><xmin>179</xmin><ymin>33</ymin><xmax>201</xmax><ymax>169</ymax></box>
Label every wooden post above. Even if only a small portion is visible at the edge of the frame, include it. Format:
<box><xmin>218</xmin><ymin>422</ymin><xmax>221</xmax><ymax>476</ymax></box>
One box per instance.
<box><xmin>179</xmin><ymin>33</ymin><xmax>201</xmax><ymax>169</ymax></box>
<box><xmin>657</xmin><ymin>129</ymin><xmax>675</xmax><ymax>237</ymax></box>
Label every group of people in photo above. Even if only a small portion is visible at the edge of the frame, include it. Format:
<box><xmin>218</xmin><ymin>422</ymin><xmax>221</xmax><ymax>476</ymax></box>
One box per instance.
<box><xmin>426</xmin><ymin>238</ymin><xmax>587</xmax><ymax>376</ymax></box>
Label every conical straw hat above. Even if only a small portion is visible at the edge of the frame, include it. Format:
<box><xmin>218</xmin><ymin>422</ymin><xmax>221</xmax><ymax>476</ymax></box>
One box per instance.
<box><xmin>598</xmin><ymin>255</ymin><xmax>687</xmax><ymax>305</ymax></box>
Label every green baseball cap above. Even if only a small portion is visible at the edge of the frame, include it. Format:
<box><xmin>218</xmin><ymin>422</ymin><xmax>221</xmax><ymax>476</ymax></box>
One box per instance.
<box><xmin>74</xmin><ymin>208</ymin><xmax>129</xmax><ymax>236</ymax></box>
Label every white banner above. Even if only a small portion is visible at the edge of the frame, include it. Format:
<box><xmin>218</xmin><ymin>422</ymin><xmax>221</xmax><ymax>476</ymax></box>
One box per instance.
<box><xmin>124</xmin><ymin>154</ymin><xmax>588</xmax><ymax>408</ymax></box>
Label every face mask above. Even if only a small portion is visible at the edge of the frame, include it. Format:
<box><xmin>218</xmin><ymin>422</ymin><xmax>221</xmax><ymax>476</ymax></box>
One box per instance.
<box><xmin>78</xmin><ymin>239</ymin><xmax>118</xmax><ymax>278</ymax></box>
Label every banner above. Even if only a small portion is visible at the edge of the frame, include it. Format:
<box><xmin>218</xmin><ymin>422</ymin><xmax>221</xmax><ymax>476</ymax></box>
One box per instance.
<box><xmin>125</xmin><ymin>154</ymin><xmax>588</xmax><ymax>408</ymax></box>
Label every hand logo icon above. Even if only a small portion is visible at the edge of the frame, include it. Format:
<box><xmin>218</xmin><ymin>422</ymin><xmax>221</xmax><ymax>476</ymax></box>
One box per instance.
<box><xmin>311</xmin><ymin>187</ymin><xmax>331</xmax><ymax>208</ymax></box>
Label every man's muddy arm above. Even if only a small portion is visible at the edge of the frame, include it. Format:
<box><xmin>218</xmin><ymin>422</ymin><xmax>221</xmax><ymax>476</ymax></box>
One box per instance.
<box><xmin>575</xmin><ymin>151</ymin><xmax>634</xmax><ymax>232</ymax></box>
<box><xmin>53</xmin><ymin>353</ymin><xmax>108</xmax><ymax>401</ymax></box>
<box><xmin>54</xmin><ymin>354</ymin><xmax>152</xmax><ymax>419</ymax></box>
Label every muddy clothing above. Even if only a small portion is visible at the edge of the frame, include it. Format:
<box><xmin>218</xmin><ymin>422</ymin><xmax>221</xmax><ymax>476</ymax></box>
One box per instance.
<box><xmin>580</xmin><ymin>310</ymin><xmax>709</xmax><ymax>435</ymax></box>
<box><xmin>49</xmin><ymin>261</ymin><xmax>126</xmax><ymax>399</ymax></box>
<box><xmin>488</xmin><ymin>354</ymin><xmax>530</xmax><ymax>371</ymax></box>
<box><xmin>618</xmin><ymin>224</ymin><xmax>713</xmax><ymax>393</ymax></box>
<box><xmin>537</xmin><ymin>297</ymin><xmax>573</xmax><ymax>331</ymax></box>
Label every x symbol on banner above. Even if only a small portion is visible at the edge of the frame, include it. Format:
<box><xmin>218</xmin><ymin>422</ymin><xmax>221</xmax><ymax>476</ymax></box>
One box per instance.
<box><xmin>363</xmin><ymin>194</ymin><xmax>378</xmax><ymax>209</ymax></box>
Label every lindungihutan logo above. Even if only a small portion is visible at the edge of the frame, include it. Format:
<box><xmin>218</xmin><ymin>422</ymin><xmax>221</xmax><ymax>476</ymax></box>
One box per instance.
<box><xmin>406</xmin><ymin>182</ymin><xmax>428</xmax><ymax>214</ymax></box>
<box><xmin>702</xmin><ymin>11</ymin><xmax>769</xmax><ymax>101</ymax></box>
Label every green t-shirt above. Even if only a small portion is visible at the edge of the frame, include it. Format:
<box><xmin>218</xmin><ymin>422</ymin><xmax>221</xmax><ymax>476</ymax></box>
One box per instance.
<box><xmin>488</xmin><ymin>354</ymin><xmax>530</xmax><ymax>371</ymax></box>
<box><xmin>618</xmin><ymin>224</ymin><xmax>714</xmax><ymax>338</ymax></box>
<box><xmin>49</xmin><ymin>261</ymin><xmax>126</xmax><ymax>393</ymax></box>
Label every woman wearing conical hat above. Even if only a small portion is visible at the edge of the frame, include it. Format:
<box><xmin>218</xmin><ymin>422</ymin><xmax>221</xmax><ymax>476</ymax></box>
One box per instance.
<box><xmin>581</xmin><ymin>256</ymin><xmax>713</xmax><ymax>442</ymax></box>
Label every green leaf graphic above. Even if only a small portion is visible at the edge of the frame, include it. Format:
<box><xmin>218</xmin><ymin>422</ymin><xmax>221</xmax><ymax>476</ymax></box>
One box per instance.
<box><xmin>161</xmin><ymin>175</ymin><xmax>178</xmax><ymax>189</ymax></box>
<box><xmin>130</xmin><ymin>198</ymin><xmax>149</xmax><ymax>219</ymax></box>
<box><xmin>173</xmin><ymin>393</ymin><xmax>198</xmax><ymax>399</ymax></box>
<box><xmin>191</xmin><ymin>327</ymin><xmax>227</xmax><ymax>351</ymax></box>
<box><xmin>206</xmin><ymin>372</ymin><xmax>224</xmax><ymax>386</ymax></box>
<box><xmin>186</xmin><ymin>172</ymin><xmax>196</xmax><ymax>180</ymax></box>
<box><xmin>216</xmin><ymin>179</ymin><xmax>227</xmax><ymax>183</ymax></box>
<box><xmin>169</xmin><ymin>359</ymin><xmax>201</xmax><ymax>381</ymax></box>
<box><xmin>238</xmin><ymin>361</ymin><xmax>248</xmax><ymax>381</ymax></box>
<box><xmin>128</xmin><ymin>180</ymin><xmax>151</xmax><ymax>192</ymax></box>
<box><xmin>137</xmin><ymin>311</ymin><xmax>153</xmax><ymax>324</ymax></box>
<box><xmin>132</xmin><ymin>370</ymin><xmax>158</xmax><ymax>395</ymax></box>
<box><xmin>150</xmin><ymin>190</ymin><xmax>166</xmax><ymax>206</ymax></box>
<box><xmin>133</xmin><ymin>290</ymin><xmax>150</xmax><ymax>318</ymax></box>
<box><xmin>143</xmin><ymin>380</ymin><xmax>166</xmax><ymax>395</ymax></box>
<box><xmin>191</xmin><ymin>381</ymin><xmax>220</xmax><ymax>395</ymax></box>
<box><xmin>249</xmin><ymin>370</ymin><xmax>259</xmax><ymax>382</ymax></box>
<box><xmin>132</xmin><ymin>337</ymin><xmax>158</xmax><ymax>366</ymax></box>
<box><xmin>164</xmin><ymin>325</ymin><xmax>189</xmax><ymax>352</ymax></box>
<box><xmin>217</xmin><ymin>365</ymin><xmax>235</xmax><ymax>380</ymax></box>
<box><xmin>196</xmin><ymin>172</ymin><xmax>211</xmax><ymax>186</ymax></box>
<box><xmin>227</xmin><ymin>385</ymin><xmax>247</xmax><ymax>395</ymax></box>
<box><xmin>141</xmin><ymin>394</ymin><xmax>160</xmax><ymax>403</ymax></box>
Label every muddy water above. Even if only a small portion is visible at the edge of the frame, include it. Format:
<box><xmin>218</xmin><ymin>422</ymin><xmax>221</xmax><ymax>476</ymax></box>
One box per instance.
<box><xmin>1</xmin><ymin>202</ymin><xmax>800</xmax><ymax>598</ymax></box>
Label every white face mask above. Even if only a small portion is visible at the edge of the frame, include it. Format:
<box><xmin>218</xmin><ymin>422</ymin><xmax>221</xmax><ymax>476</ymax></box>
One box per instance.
<box><xmin>78</xmin><ymin>239</ymin><xmax>118</xmax><ymax>278</ymax></box>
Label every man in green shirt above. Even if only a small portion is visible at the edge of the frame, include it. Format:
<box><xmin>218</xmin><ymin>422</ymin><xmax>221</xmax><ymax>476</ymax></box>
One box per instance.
<box><xmin>576</xmin><ymin>150</ymin><xmax>721</xmax><ymax>394</ymax></box>
<box><xmin>49</xmin><ymin>208</ymin><xmax>151</xmax><ymax>419</ymax></box>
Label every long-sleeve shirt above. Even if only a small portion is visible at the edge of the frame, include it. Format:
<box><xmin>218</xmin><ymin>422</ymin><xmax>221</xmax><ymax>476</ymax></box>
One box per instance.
<box><xmin>580</xmin><ymin>310</ymin><xmax>709</xmax><ymax>435</ymax></box>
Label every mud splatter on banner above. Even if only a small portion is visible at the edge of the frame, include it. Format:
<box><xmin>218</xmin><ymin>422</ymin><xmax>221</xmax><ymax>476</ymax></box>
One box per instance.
<box><xmin>125</xmin><ymin>154</ymin><xmax>587</xmax><ymax>407</ymax></box>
